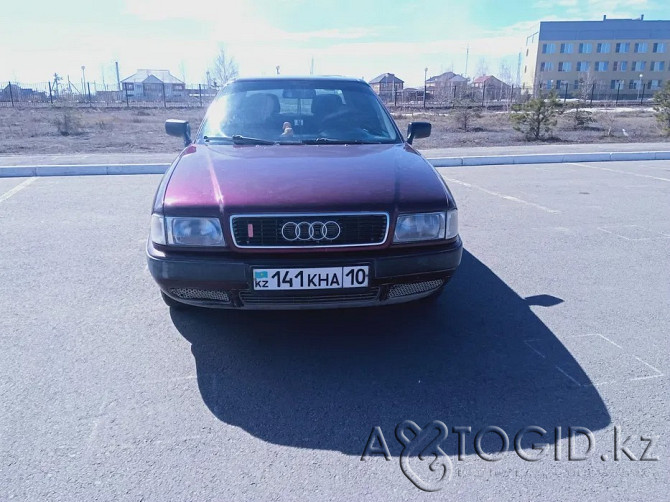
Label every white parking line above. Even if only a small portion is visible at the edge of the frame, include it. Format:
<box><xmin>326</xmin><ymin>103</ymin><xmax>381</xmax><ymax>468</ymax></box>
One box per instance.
<box><xmin>0</xmin><ymin>177</ymin><xmax>37</xmax><ymax>203</ymax></box>
<box><xmin>441</xmin><ymin>176</ymin><xmax>560</xmax><ymax>213</ymax></box>
<box><xmin>567</xmin><ymin>162</ymin><xmax>670</xmax><ymax>182</ymax></box>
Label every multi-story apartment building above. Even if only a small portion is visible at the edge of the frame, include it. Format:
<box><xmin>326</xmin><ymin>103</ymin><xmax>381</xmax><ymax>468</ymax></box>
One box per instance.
<box><xmin>523</xmin><ymin>16</ymin><xmax>670</xmax><ymax>100</ymax></box>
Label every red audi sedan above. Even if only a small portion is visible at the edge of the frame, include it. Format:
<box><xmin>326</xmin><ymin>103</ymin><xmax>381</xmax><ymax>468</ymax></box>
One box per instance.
<box><xmin>147</xmin><ymin>76</ymin><xmax>462</xmax><ymax>309</ymax></box>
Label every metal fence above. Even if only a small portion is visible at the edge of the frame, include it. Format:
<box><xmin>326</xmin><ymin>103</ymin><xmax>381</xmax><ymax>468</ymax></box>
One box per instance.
<box><xmin>2</xmin><ymin>79</ymin><xmax>659</xmax><ymax>110</ymax></box>
<box><xmin>0</xmin><ymin>81</ymin><xmax>219</xmax><ymax>108</ymax></box>
<box><xmin>378</xmin><ymin>81</ymin><xmax>659</xmax><ymax>110</ymax></box>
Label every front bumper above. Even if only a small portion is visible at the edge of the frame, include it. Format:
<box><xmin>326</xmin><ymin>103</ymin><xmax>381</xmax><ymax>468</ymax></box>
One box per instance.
<box><xmin>147</xmin><ymin>238</ymin><xmax>463</xmax><ymax>309</ymax></box>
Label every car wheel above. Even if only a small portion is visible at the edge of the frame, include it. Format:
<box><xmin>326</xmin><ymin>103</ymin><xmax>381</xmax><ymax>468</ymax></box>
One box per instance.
<box><xmin>161</xmin><ymin>291</ymin><xmax>189</xmax><ymax>309</ymax></box>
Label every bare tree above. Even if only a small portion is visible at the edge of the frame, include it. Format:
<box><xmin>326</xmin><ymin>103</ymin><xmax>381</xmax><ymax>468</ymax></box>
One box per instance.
<box><xmin>498</xmin><ymin>60</ymin><xmax>513</xmax><ymax>85</ymax></box>
<box><xmin>475</xmin><ymin>57</ymin><xmax>489</xmax><ymax>79</ymax></box>
<box><xmin>210</xmin><ymin>46</ymin><xmax>239</xmax><ymax>88</ymax></box>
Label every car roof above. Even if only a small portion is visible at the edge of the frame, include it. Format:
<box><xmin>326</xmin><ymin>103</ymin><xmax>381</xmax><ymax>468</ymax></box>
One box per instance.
<box><xmin>231</xmin><ymin>75</ymin><xmax>368</xmax><ymax>84</ymax></box>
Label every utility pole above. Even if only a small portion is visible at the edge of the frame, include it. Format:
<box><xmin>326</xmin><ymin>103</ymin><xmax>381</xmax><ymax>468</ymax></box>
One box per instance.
<box><xmin>464</xmin><ymin>45</ymin><xmax>470</xmax><ymax>77</ymax></box>
<box><xmin>115</xmin><ymin>61</ymin><xmax>121</xmax><ymax>91</ymax></box>
<box><xmin>516</xmin><ymin>52</ymin><xmax>522</xmax><ymax>86</ymax></box>
<box><xmin>423</xmin><ymin>67</ymin><xmax>428</xmax><ymax>109</ymax></box>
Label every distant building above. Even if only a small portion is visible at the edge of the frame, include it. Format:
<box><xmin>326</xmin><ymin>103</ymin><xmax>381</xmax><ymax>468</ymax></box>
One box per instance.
<box><xmin>472</xmin><ymin>75</ymin><xmax>512</xmax><ymax>100</ymax></box>
<box><xmin>522</xmin><ymin>16</ymin><xmax>670</xmax><ymax>99</ymax></box>
<box><xmin>121</xmin><ymin>69</ymin><xmax>185</xmax><ymax>101</ymax></box>
<box><xmin>368</xmin><ymin>73</ymin><xmax>404</xmax><ymax>101</ymax></box>
<box><xmin>425</xmin><ymin>72</ymin><xmax>468</xmax><ymax>100</ymax></box>
<box><xmin>1</xmin><ymin>83</ymin><xmax>46</xmax><ymax>103</ymax></box>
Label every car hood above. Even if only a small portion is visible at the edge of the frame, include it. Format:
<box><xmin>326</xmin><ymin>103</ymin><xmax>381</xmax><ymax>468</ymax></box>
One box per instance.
<box><xmin>163</xmin><ymin>143</ymin><xmax>449</xmax><ymax>215</ymax></box>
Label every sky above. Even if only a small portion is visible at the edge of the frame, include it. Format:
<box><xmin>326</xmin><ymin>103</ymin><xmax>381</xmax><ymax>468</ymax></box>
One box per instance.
<box><xmin>1</xmin><ymin>0</ymin><xmax>668</xmax><ymax>89</ymax></box>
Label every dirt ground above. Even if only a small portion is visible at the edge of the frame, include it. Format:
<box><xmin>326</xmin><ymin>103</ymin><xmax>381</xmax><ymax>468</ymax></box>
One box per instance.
<box><xmin>0</xmin><ymin>105</ymin><xmax>666</xmax><ymax>155</ymax></box>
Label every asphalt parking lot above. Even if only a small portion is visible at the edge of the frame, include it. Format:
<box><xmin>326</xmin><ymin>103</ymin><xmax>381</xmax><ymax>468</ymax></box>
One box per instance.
<box><xmin>1</xmin><ymin>160</ymin><xmax>668</xmax><ymax>500</ymax></box>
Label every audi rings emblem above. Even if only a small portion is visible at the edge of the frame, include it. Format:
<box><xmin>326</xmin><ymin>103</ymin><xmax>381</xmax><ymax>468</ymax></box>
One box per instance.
<box><xmin>281</xmin><ymin>221</ymin><xmax>341</xmax><ymax>241</ymax></box>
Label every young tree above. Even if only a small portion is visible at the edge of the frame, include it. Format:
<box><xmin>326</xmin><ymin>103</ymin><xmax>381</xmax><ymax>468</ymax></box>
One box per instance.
<box><xmin>510</xmin><ymin>91</ymin><xmax>563</xmax><ymax>140</ymax></box>
<box><xmin>652</xmin><ymin>80</ymin><xmax>670</xmax><ymax>135</ymax></box>
<box><xmin>210</xmin><ymin>45</ymin><xmax>239</xmax><ymax>88</ymax></box>
<box><xmin>453</xmin><ymin>103</ymin><xmax>482</xmax><ymax>131</ymax></box>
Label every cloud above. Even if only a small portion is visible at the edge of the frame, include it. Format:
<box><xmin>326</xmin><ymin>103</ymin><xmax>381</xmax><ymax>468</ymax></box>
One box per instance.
<box><xmin>534</xmin><ymin>0</ymin><xmax>652</xmax><ymax>18</ymax></box>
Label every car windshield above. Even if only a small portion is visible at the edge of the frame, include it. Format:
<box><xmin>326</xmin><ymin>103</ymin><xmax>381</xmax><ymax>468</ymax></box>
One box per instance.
<box><xmin>199</xmin><ymin>79</ymin><xmax>401</xmax><ymax>145</ymax></box>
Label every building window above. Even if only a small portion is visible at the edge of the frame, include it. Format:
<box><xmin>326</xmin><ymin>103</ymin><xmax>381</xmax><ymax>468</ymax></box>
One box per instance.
<box><xmin>576</xmin><ymin>61</ymin><xmax>590</xmax><ymax>72</ymax></box>
<box><xmin>651</xmin><ymin>79</ymin><xmax>662</xmax><ymax>89</ymax></box>
<box><xmin>610</xmin><ymin>80</ymin><xmax>625</xmax><ymax>90</ymax></box>
<box><xmin>620</xmin><ymin>61</ymin><xmax>628</xmax><ymax>71</ymax></box>
<box><xmin>653</xmin><ymin>42</ymin><xmax>665</xmax><ymax>53</ymax></box>
<box><xmin>613</xmin><ymin>61</ymin><xmax>618</xmax><ymax>71</ymax></box>
<box><xmin>650</xmin><ymin>61</ymin><xmax>666</xmax><ymax>71</ymax></box>
<box><xmin>595</xmin><ymin>61</ymin><xmax>609</xmax><ymax>72</ymax></box>
<box><xmin>123</xmin><ymin>83</ymin><xmax>134</xmax><ymax>91</ymax></box>
<box><xmin>542</xmin><ymin>43</ymin><xmax>556</xmax><ymax>54</ymax></box>
<box><xmin>579</xmin><ymin>43</ymin><xmax>592</xmax><ymax>54</ymax></box>
<box><xmin>558</xmin><ymin>62</ymin><xmax>572</xmax><ymax>72</ymax></box>
<box><xmin>560</xmin><ymin>43</ymin><xmax>574</xmax><ymax>54</ymax></box>
<box><xmin>573</xmin><ymin>80</ymin><xmax>579</xmax><ymax>90</ymax></box>
<box><xmin>615</xmin><ymin>42</ymin><xmax>630</xmax><ymax>53</ymax></box>
<box><xmin>629</xmin><ymin>80</ymin><xmax>637</xmax><ymax>90</ymax></box>
<box><xmin>634</xmin><ymin>42</ymin><xmax>648</xmax><ymax>53</ymax></box>
<box><xmin>539</xmin><ymin>62</ymin><xmax>553</xmax><ymax>72</ymax></box>
<box><xmin>597</xmin><ymin>42</ymin><xmax>610</xmax><ymax>53</ymax></box>
<box><xmin>632</xmin><ymin>61</ymin><xmax>647</xmax><ymax>71</ymax></box>
<box><xmin>544</xmin><ymin>80</ymin><xmax>554</xmax><ymax>89</ymax></box>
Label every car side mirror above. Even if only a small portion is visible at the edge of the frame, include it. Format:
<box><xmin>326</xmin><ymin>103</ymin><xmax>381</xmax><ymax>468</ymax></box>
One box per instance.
<box><xmin>165</xmin><ymin>119</ymin><xmax>192</xmax><ymax>147</ymax></box>
<box><xmin>407</xmin><ymin>122</ymin><xmax>431</xmax><ymax>144</ymax></box>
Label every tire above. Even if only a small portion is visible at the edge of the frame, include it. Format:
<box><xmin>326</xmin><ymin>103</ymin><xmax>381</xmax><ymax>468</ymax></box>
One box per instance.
<box><xmin>161</xmin><ymin>291</ymin><xmax>189</xmax><ymax>309</ymax></box>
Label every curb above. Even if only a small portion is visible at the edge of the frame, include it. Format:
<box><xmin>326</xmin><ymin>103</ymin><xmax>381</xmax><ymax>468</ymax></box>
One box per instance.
<box><xmin>0</xmin><ymin>163</ymin><xmax>169</xmax><ymax>178</ymax></box>
<box><xmin>429</xmin><ymin>151</ymin><xmax>670</xmax><ymax>167</ymax></box>
<box><xmin>1</xmin><ymin>151</ymin><xmax>669</xmax><ymax>177</ymax></box>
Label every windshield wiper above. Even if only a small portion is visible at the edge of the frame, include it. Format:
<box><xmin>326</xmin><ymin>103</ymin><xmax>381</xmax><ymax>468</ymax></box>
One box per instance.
<box><xmin>302</xmin><ymin>138</ymin><xmax>381</xmax><ymax>145</ymax></box>
<box><xmin>203</xmin><ymin>135</ymin><xmax>277</xmax><ymax>145</ymax></box>
<box><xmin>231</xmin><ymin>135</ymin><xmax>277</xmax><ymax>145</ymax></box>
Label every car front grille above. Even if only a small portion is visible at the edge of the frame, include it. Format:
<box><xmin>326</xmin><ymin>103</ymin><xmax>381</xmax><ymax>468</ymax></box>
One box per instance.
<box><xmin>231</xmin><ymin>213</ymin><xmax>388</xmax><ymax>248</ymax></box>
<box><xmin>239</xmin><ymin>288</ymin><xmax>380</xmax><ymax>306</ymax></box>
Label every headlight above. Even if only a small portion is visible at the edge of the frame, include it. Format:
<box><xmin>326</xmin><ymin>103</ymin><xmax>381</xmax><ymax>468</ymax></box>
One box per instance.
<box><xmin>164</xmin><ymin>216</ymin><xmax>225</xmax><ymax>246</ymax></box>
<box><xmin>393</xmin><ymin>210</ymin><xmax>458</xmax><ymax>243</ymax></box>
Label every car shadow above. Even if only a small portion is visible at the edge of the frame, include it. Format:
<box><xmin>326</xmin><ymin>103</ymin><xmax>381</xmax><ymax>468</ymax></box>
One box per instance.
<box><xmin>170</xmin><ymin>249</ymin><xmax>611</xmax><ymax>457</ymax></box>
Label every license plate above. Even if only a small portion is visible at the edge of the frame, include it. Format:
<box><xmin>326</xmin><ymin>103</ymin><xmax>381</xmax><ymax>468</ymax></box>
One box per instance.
<box><xmin>253</xmin><ymin>266</ymin><xmax>369</xmax><ymax>290</ymax></box>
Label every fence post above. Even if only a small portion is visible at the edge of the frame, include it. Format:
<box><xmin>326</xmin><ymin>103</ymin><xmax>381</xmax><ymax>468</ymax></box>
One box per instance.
<box><xmin>162</xmin><ymin>82</ymin><xmax>167</xmax><ymax>109</ymax></box>
<box><xmin>8</xmin><ymin>82</ymin><xmax>14</xmax><ymax>107</ymax></box>
<box><xmin>198</xmin><ymin>84</ymin><xmax>202</xmax><ymax>107</ymax></box>
<box><xmin>564</xmin><ymin>82</ymin><xmax>569</xmax><ymax>103</ymax></box>
<box><xmin>615</xmin><ymin>82</ymin><xmax>621</xmax><ymax>106</ymax></box>
<box><xmin>590</xmin><ymin>83</ymin><xmax>595</xmax><ymax>105</ymax></box>
<box><xmin>482</xmin><ymin>83</ymin><xmax>486</xmax><ymax>107</ymax></box>
<box><xmin>48</xmin><ymin>81</ymin><xmax>53</xmax><ymax>105</ymax></box>
<box><xmin>640</xmin><ymin>83</ymin><xmax>645</xmax><ymax>104</ymax></box>
<box><xmin>124</xmin><ymin>85</ymin><xmax>129</xmax><ymax>107</ymax></box>
<box><xmin>87</xmin><ymin>82</ymin><xmax>92</xmax><ymax>106</ymax></box>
